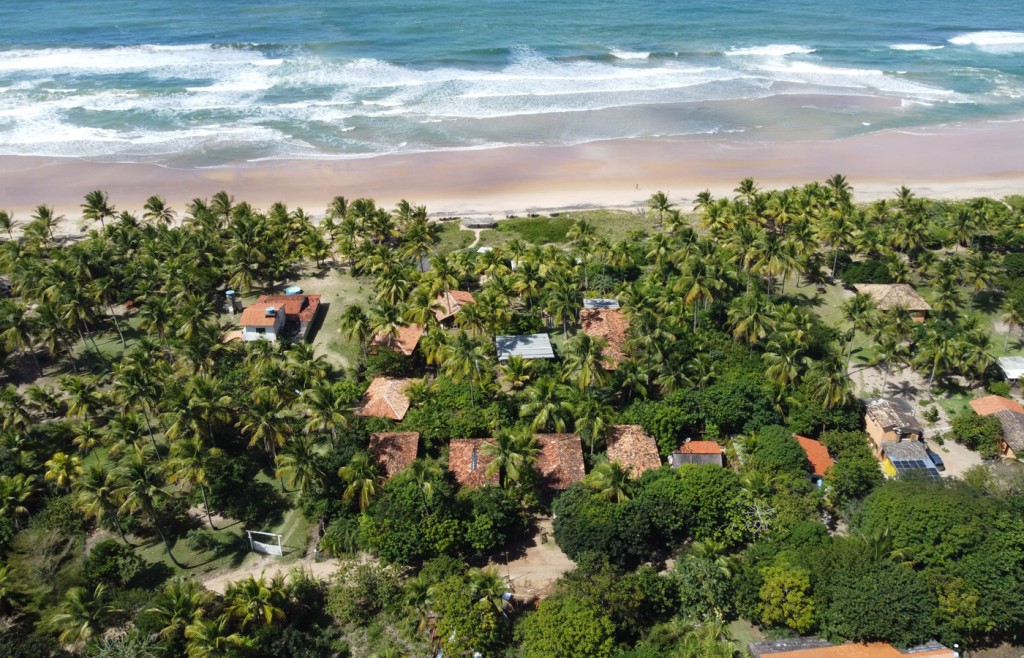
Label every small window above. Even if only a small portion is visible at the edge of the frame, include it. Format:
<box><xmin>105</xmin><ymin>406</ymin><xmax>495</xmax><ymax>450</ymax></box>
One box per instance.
<box><xmin>255</xmin><ymin>328</ymin><xmax>266</xmax><ymax>335</ymax></box>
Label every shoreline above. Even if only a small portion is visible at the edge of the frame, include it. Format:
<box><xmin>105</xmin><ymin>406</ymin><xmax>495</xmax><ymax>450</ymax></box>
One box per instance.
<box><xmin>1</xmin><ymin>119</ymin><xmax>1023</xmax><ymax>223</ymax></box>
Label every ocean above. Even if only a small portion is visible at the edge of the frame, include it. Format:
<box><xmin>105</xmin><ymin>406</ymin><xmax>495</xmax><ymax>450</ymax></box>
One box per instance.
<box><xmin>0</xmin><ymin>0</ymin><xmax>1022</xmax><ymax>166</ymax></box>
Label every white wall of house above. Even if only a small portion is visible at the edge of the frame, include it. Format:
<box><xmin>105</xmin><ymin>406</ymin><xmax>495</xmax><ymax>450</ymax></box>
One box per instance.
<box><xmin>241</xmin><ymin>314</ymin><xmax>284</xmax><ymax>342</ymax></box>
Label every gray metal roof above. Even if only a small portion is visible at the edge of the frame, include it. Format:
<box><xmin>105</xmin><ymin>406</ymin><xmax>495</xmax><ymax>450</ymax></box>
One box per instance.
<box><xmin>495</xmin><ymin>334</ymin><xmax>555</xmax><ymax>361</ymax></box>
<box><xmin>583</xmin><ymin>298</ymin><xmax>620</xmax><ymax>310</ymax></box>
<box><xmin>669</xmin><ymin>453</ymin><xmax>723</xmax><ymax>468</ymax></box>
<box><xmin>998</xmin><ymin>356</ymin><xmax>1024</xmax><ymax>380</ymax></box>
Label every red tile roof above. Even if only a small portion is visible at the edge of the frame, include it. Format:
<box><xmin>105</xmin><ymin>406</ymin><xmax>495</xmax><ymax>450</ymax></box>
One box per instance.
<box><xmin>368</xmin><ymin>432</ymin><xmax>420</xmax><ymax>479</ymax></box>
<box><xmin>448</xmin><ymin>438</ymin><xmax>500</xmax><ymax>487</ymax></box>
<box><xmin>970</xmin><ymin>394</ymin><xmax>1024</xmax><ymax>416</ymax></box>
<box><xmin>794</xmin><ymin>435</ymin><xmax>835</xmax><ymax>477</ymax></box>
<box><xmin>370</xmin><ymin>324</ymin><xmax>425</xmax><ymax>356</ymax></box>
<box><xmin>606</xmin><ymin>425</ymin><xmax>661</xmax><ymax>477</ymax></box>
<box><xmin>355</xmin><ymin>377</ymin><xmax>414</xmax><ymax>421</ymax></box>
<box><xmin>752</xmin><ymin>641</ymin><xmax>954</xmax><ymax>658</ymax></box>
<box><xmin>434</xmin><ymin>290</ymin><xmax>475</xmax><ymax>322</ymax></box>
<box><xmin>579</xmin><ymin>308</ymin><xmax>629</xmax><ymax>369</ymax></box>
<box><xmin>257</xmin><ymin>294</ymin><xmax>321</xmax><ymax>323</ymax></box>
<box><xmin>239</xmin><ymin>302</ymin><xmax>282</xmax><ymax>328</ymax></box>
<box><xmin>677</xmin><ymin>440</ymin><xmax>723</xmax><ymax>455</ymax></box>
<box><xmin>536</xmin><ymin>434</ymin><xmax>585</xmax><ymax>490</ymax></box>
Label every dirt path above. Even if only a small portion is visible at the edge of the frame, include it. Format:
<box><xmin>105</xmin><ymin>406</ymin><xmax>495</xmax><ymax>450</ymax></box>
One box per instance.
<box><xmin>486</xmin><ymin>518</ymin><xmax>575</xmax><ymax>598</ymax></box>
<box><xmin>200</xmin><ymin>553</ymin><xmax>342</xmax><ymax>594</ymax></box>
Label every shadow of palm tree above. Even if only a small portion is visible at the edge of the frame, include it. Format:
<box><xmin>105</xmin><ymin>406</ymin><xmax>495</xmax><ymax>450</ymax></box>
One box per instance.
<box><xmin>885</xmin><ymin>380</ymin><xmax>920</xmax><ymax>399</ymax></box>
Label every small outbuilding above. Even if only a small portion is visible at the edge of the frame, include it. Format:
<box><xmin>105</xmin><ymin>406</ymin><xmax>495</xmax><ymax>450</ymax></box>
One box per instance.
<box><xmin>355</xmin><ymin>377</ymin><xmax>415</xmax><ymax>421</ymax></box>
<box><xmin>606</xmin><ymin>425</ymin><xmax>662</xmax><ymax>477</ymax></box>
<box><xmin>863</xmin><ymin>398</ymin><xmax>923</xmax><ymax>456</ymax></box>
<box><xmin>368</xmin><ymin>432</ymin><xmax>420</xmax><ymax>479</ymax></box>
<box><xmin>879</xmin><ymin>440</ymin><xmax>941</xmax><ymax>480</ymax></box>
<box><xmin>794</xmin><ymin>435</ymin><xmax>835</xmax><ymax>485</ymax></box>
<box><xmin>579</xmin><ymin>308</ymin><xmax>629</xmax><ymax>370</ymax></box>
<box><xmin>853</xmin><ymin>283</ymin><xmax>931</xmax><ymax>321</ymax></box>
<box><xmin>448</xmin><ymin>438</ymin><xmax>499</xmax><ymax>488</ymax></box>
<box><xmin>535</xmin><ymin>434</ymin><xmax>586</xmax><ymax>490</ymax></box>
<box><xmin>434</xmin><ymin>290</ymin><xmax>476</xmax><ymax>323</ymax></box>
<box><xmin>495</xmin><ymin>333</ymin><xmax>555</xmax><ymax>361</ymax></box>
<box><xmin>583</xmin><ymin>298</ymin><xmax>620</xmax><ymax>310</ymax></box>
<box><xmin>994</xmin><ymin>409</ymin><xmax>1024</xmax><ymax>460</ymax></box>
<box><xmin>370</xmin><ymin>324</ymin><xmax>425</xmax><ymax>356</ymax></box>
<box><xmin>997</xmin><ymin>355</ymin><xmax>1024</xmax><ymax>381</ymax></box>
<box><xmin>461</xmin><ymin>216</ymin><xmax>497</xmax><ymax>229</ymax></box>
<box><xmin>668</xmin><ymin>440</ymin><xmax>724</xmax><ymax>468</ymax></box>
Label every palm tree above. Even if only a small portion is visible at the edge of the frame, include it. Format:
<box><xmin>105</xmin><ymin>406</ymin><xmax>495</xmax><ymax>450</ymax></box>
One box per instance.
<box><xmin>118</xmin><ymin>445</ymin><xmax>185</xmax><ymax>568</ymax></box>
<box><xmin>223</xmin><ymin>573</ymin><xmax>288</xmax><ymax>631</ymax></box>
<box><xmin>726</xmin><ymin>293</ymin><xmax>775</xmax><ymax>348</ymax></box>
<box><xmin>274</xmin><ymin>435</ymin><xmax>326</xmax><ymax>495</ymax></box>
<box><xmin>520</xmin><ymin>376</ymin><xmax>574</xmax><ymax>432</ymax></box>
<box><xmin>804</xmin><ymin>356</ymin><xmax>853</xmax><ymax>410</ymax></box>
<box><xmin>441</xmin><ymin>331</ymin><xmax>492</xmax><ymax>409</ymax></box>
<box><xmin>1003</xmin><ymin>297</ymin><xmax>1024</xmax><ymax>350</ymax></box>
<box><xmin>185</xmin><ymin>616</ymin><xmax>252</xmax><ymax>658</ymax></box>
<box><xmin>298</xmin><ymin>384</ymin><xmax>349</xmax><ymax>449</ymax></box>
<box><xmin>44</xmin><ymin>451</ymin><xmax>83</xmax><ymax>493</ymax></box>
<box><xmin>81</xmin><ymin>189</ymin><xmax>115</xmax><ymax>230</ymax></box>
<box><xmin>407</xmin><ymin>458</ymin><xmax>443</xmax><ymax>512</ymax></box>
<box><xmin>647</xmin><ymin>191</ymin><xmax>674</xmax><ymax>224</ymax></box>
<box><xmin>146</xmin><ymin>578</ymin><xmax>210</xmax><ymax>648</ymax></box>
<box><xmin>498</xmin><ymin>354</ymin><xmax>534</xmax><ymax>391</ymax></box>
<box><xmin>143</xmin><ymin>195</ymin><xmax>177</xmax><ymax>225</ymax></box>
<box><xmin>47</xmin><ymin>583</ymin><xmax>119</xmax><ymax>647</ymax></box>
<box><xmin>572</xmin><ymin>394</ymin><xmax>615</xmax><ymax>455</ymax></box>
<box><xmin>544</xmin><ymin>277</ymin><xmax>582</xmax><ymax>338</ymax></box>
<box><xmin>239</xmin><ymin>387</ymin><xmax>293</xmax><ymax>465</ymax></box>
<box><xmin>167</xmin><ymin>435</ymin><xmax>221</xmax><ymax>530</ymax></box>
<box><xmin>561</xmin><ymin>333</ymin><xmax>609</xmax><ymax>391</ymax></box>
<box><xmin>585</xmin><ymin>460</ymin><xmax>633</xmax><ymax>503</ymax></box>
<box><xmin>0</xmin><ymin>473</ymin><xmax>36</xmax><ymax>530</ymax></box>
<box><xmin>0</xmin><ymin>302</ymin><xmax>41</xmax><ymax>376</ymax></box>
<box><xmin>914</xmin><ymin>326</ymin><xmax>957</xmax><ymax>387</ymax></box>
<box><xmin>0</xmin><ymin>209</ymin><xmax>16</xmax><ymax>239</ymax></box>
<box><xmin>338</xmin><ymin>452</ymin><xmax>381</xmax><ymax>513</ymax></box>
<box><xmin>75</xmin><ymin>464</ymin><xmax>131</xmax><ymax>546</ymax></box>
<box><xmin>468</xmin><ymin>568</ymin><xmax>511</xmax><ymax>615</ymax></box>
<box><xmin>339</xmin><ymin>303</ymin><xmax>371</xmax><ymax>356</ymax></box>
<box><xmin>482</xmin><ymin>428</ymin><xmax>539</xmax><ymax>489</ymax></box>
<box><xmin>841</xmin><ymin>293</ymin><xmax>877</xmax><ymax>365</ymax></box>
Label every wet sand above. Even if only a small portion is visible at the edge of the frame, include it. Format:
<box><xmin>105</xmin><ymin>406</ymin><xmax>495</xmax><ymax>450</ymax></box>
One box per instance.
<box><xmin>1</xmin><ymin>117</ymin><xmax>1023</xmax><ymax>222</ymax></box>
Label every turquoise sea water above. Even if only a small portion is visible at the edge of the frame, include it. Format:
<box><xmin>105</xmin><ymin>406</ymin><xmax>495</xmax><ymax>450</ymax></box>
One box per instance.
<box><xmin>0</xmin><ymin>0</ymin><xmax>1022</xmax><ymax>165</ymax></box>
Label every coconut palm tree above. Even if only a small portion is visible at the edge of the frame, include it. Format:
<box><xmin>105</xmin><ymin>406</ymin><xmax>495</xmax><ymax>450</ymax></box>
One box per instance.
<box><xmin>521</xmin><ymin>376</ymin><xmax>574</xmax><ymax>433</ymax></box>
<box><xmin>804</xmin><ymin>355</ymin><xmax>853</xmax><ymax>410</ymax></box>
<box><xmin>0</xmin><ymin>209</ymin><xmax>16</xmax><ymax>240</ymax></box>
<box><xmin>407</xmin><ymin>458</ymin><xmax>443</xmax><ymax>511</ymax></box>
<box><xmin>223</xmin><ymin>573</ymin><xmax>289</xmax><ymax>631</ymax></box>
<box><xmin>1003</xmin><ymin>297</ymin><xmax>1024</xmax><ymax>350</ymax></box>
<box><xmin>841</xmin><ymin>293</ymin><xmax>877</xmax><ymax>365</ymax></box>
<box><xmin>167</xmin><ymin>435</ymin><xmax>221</xmax><ymax>530</ymax></box>
<box><xmin>297</xmin><ymin>383</ymin><xmax>349</xmax><ymax>450</ymax></box>
<box><xmin>585</xmin><ymin>460</ymin><xmax>633</xmax><ymax>503</ymax></box>
<box><xmin>118</xmin><ymin>445</ymin><xmax>184</xmax><ymax>568</ymax></box>
<box><xmin>81</xmin><ymin>190</ymin><xmax>115</xmax><ymax>230</ymax></box>
<box><xmin>47</xmin><ymin>583</ymin><xmax>119</xmax><ymax>647</ymax></box>
<box><xmin>498</xmin><ymin>354</ymin><xmax>534</xmax><ymax>391</ymax></box>
<box><xmin>544</xmin><ymin>276</ymin><xmax>582</xmax><ymax>338</ymax></box>
<box><xmin>726</xmin><ymin>293</ymin><xmax>776</xmax><ymax>348</ymax></box>
<box><xmin>0</xmin><ymin>473</ymin><xmax>36</xmax><ymax>530</ymax></box>
<box><xmin>143</xmin><ymin>195</ymin><xmax>176</xmax><ymax>225</ymax></box>
<box><xmin>468</xmin><ymin>568</ymin><xmax>511</xmax><ymax>615</ymax></box>
<box><xmin>441</xmin><ymin>331</ymin><xmax>492</xmax><ymax>409</ymax></box>
<box><xmin>572</xmin><ymin>394</ymin><xmax>615</xmax><ymax>455</ymax></box>
<box><xmin>44</xmin><ymin>451</ymin><xmax>83</xmax><ymax>493</ymax></box>
<box><xmin>146</xmin><ymin>578</ymin><xmax>210</xmax><ymax>649</ymax></box>
<box><xmin>647</xmin><ymin>191</ymin><xmax>674</xmax><ymax>224</ymax></box>
<box><xmin>561</xmin><ymin>332</ymin><xmax>609</xmax><ymax>392</ymax></box>
<box><xmin>75</xmin><ymin>464</ymin><xmax>131</xmax><ymax>545</ymax></box>
<box><xmin>338</xmin><ymin>452</ymin><xmax>381</xmax><ymax>513</ymax></box>
<box><xmin>339</xmin><ymin>303</ymin><xmax>371</xmax><ymax>356</ymax></box>
<box><xmin>482</xmin><ymin>428</ymin><xmax>539</xmax><ymax>489</ymax></box>
<box><xmin>274</xmin><ymin>434</ymin><xmax>326</xmax><ymax>496</ymax></box>
<box><xmin>0</xmin><ymin>302</ymin><xmax>41</xmax><ymax>376</ymax></box>
<box><xmin>185</xmin><ymin>616</ymin><xmax>252</xmax><ymax>658</ymax></box>
<box><xmin>239</xmin><ymin>387</ymin><xmax>293</xmax><ymax>465</ymax></box>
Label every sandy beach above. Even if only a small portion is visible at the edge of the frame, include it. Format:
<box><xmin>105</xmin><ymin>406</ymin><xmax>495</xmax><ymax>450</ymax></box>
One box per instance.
<box><xmin>2</xmin><ymin>115</ymin><xmax>1023</xmax><ymax>223</ymax></box>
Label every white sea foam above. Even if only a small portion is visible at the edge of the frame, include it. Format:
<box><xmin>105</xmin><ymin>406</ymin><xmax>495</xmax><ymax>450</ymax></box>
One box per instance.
<box><xmin>609</xmin><ymin>48</ymin><xmax>650</xmax><ymax>60</ymax></box>
<box><xmin>890</xmin><ymin>44</ymin><xmax>944</xmax><ymax>51</ymax></box>
<box><xmin>949</xmin><ymin>31</ymin><xmax>1024</xmax><ymax>53</ymax></box>
<box><xmin>726</xmin><ymin>45</ymin><xmax>815</xmax><ymax>57</ymax></box>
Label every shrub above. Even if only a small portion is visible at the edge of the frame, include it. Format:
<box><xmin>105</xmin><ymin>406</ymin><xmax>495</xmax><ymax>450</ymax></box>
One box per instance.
<box><xmin>748</xmin><ymin>425</ymin><xmax>810</xmax><ymax>475</ymax></box>
<box><xmin>83</xmin><ymin>539</ymin><xmax>143</xmax><ymax>589</ymax></box>
<box><xmin>988</xmin><ymin>381</ymin><xmax>1012</xmax><ymax>398</ymax></box>
<box><xmin>951</xmin><ymin>411</ymin><xmax>1003</xmax><ymax>459</ymax></box>
<box><xmin>326</xmin><ymin>560</ymin><xmax>403</xmax><ymax>626</ymax></box>
<box><xmin>839</xmin><ymin>259</ymin><xmax>893</xmax><ymax>285</ymax></box>
<box><xmin>1004</xmin><ymin>252</ymin><xmax>1024</xmax><ymax>280</ymax></box>
<box><xmin>185</xmin><ymin>529</ymin><xmax>219</xmax><ymax>553</ymax></box>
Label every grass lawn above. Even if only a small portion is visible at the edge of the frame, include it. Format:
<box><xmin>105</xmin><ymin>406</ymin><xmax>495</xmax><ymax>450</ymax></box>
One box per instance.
<box><xmin>476</xmin><ymin>209</ymin><xmax>660</xmax><ymax>249</ymax></box>
<box><xmin>728</xmin><ymin>619</ymin><xmax>765</xmax><ymax>651</ymax></box>
<box><xmin>435</xmin><ymin>221</ymin><xmax>474</xmax><ymax>255</ymax></box>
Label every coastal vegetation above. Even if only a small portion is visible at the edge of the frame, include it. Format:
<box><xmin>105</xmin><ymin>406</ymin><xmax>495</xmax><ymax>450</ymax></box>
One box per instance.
<box><xmin>0</xmin><ymin>178</ymin><xmax>1023</xmax><ymax>656</ymax></box>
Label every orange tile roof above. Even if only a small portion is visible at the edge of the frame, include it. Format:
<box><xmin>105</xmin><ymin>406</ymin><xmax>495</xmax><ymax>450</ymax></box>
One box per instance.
<box><xmin>970</xmin><ymin>394</ymin><xmax>1024</xmax><ymax>416</ymax></box>
<box><xmin>239</xmin><ymin>303</ymin><xmax>281</xmax><ymax>327</ymax></box>
<box><xmin>677</xmin><ymin>440</ymin><xmax>723</xmax><ymax>455</ymax></box>
<box><xmin>794</xmin><ymin>435</ymin><xmax>835</xmax><ymax>477</ymax></box>
<box><xmin>579</xmin><ymin>308</ymin><xmax>629</xmax><ymax>369</ymax></box>
<box><xmin>535</xmin><ymin>434</ymin><xmax>585</xmax><ymax>490</ymax></box>
<box><xmin>370</xmin><ymin>324</ymin><xmax>425</xmax><ymax>356</ymax></box>
<box><xmin>257</xmin><ymin>294</ymin><xmax>322</xmax><ymax>323</ymax></box>
<box><xmin>369</xmin><ymin>432</ymin><xmax>420</xmax><ymax>479</ymax></box>
<box><xmin>434</xmin><ymin>290</ymin><xmax>476</xmax><ymax>322</ymax></box>
<box><xmin>448</xmin><ymin>438</ymin><xmax>500</xmax><ymax>487</ymax></box>
<box><xmin>606</xmin><ymin>425</ymin><xmax>661</xmax><ymax>477</ymax></box>
<box><xmin>355</xmin><ymin>377</ymin><xmax>414</xmax><ymax>421</ymax></box>
<box><xmin>753</xmin><ymin>641</ymin><xmax>954</xmax><ymax>658</ymax></box>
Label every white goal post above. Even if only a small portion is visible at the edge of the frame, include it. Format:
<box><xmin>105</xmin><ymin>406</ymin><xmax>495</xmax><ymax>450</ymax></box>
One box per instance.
<box><xmin>246</xmin><ymin>530</ymin><xmax>284</xmax><ymax>556</ymax></box>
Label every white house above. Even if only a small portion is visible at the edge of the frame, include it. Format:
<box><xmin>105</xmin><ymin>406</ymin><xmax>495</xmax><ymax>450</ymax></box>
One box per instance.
<box><xmin>240</xmin><ymin>302</ymin><xmax>286</xmax><ymax>342</ymax></box>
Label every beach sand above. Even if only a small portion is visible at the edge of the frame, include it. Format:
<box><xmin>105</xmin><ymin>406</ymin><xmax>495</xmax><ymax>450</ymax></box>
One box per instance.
<box><xmin>1</xmin><ymin>115</ymin><xmax>1023</xmax><ymax>226</ymax></box>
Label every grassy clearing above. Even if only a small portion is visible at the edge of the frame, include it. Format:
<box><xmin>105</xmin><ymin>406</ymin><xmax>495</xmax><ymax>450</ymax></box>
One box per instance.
<box><xmin>435</xmin><ymin>221</ymin><xmax>474</xmax><ymax>255</ymax></box>
<box><xmin>494</xmin><ymin>215</ymin><xmax>575</xmax><ymax>244</ymax></box>
<box><xmin>728</xmin><ymin>619</ymin><xmax>764</xmax><ymax>652</ymax></box>
<box><xmin>562</xmin><ymin>208</ymin><xmax>660</xmax><ymax>241</ymax></box>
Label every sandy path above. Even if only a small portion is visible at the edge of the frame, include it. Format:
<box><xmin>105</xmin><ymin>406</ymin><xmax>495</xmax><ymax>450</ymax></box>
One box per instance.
<box><xmin>486</xmin><ymin>518</ymin><xmax>575</xmax><ymax>598</ymax></box>
<box><xmin>200</xmin><ymin>553</ymin><xmax>342</xmax><ymax>594</ymax></box>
